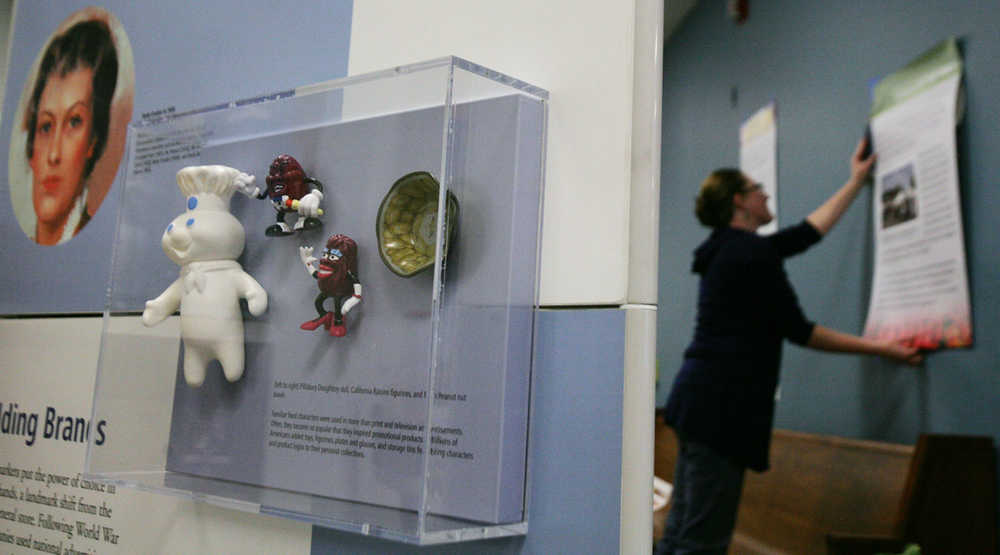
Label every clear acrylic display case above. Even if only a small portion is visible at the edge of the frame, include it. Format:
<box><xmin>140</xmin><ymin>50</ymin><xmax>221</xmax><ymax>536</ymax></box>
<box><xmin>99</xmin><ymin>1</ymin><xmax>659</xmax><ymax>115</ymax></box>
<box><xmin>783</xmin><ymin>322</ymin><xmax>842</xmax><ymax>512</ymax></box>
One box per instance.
<box><xmin>85</xmin><ymin>57</ymin><xmax>547</xmax><ymax>545</ymax></box>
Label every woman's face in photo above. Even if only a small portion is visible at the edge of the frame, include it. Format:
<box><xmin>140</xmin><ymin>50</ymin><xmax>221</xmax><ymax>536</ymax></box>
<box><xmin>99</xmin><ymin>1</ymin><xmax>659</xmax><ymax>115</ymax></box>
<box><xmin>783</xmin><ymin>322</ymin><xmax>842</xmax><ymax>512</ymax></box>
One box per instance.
<box><xmin>30</xmin><ymin>67</ymin><xmax>95</xmax><ymax>227</ymax></box>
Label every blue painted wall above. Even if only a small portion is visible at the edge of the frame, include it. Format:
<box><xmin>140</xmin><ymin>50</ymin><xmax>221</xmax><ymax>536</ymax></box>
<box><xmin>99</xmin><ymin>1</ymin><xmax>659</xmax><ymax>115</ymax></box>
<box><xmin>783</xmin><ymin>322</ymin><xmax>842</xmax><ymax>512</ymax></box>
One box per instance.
<box><xmin>311</xmin><ymin>308</ymin><xmax>625</xmax><ymax>554</ymax></box>
<box><xmin>656</xmin><ymin>0</ymin><xmax>999</xmax><ymax>465</ymax></box>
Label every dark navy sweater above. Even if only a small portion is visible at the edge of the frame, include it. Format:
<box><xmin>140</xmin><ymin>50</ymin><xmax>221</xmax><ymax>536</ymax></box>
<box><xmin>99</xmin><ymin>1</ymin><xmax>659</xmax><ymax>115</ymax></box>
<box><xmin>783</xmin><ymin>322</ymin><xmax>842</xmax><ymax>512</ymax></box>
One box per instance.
<box><xmin>663</xmin><ymin>220</ymin><xmax>822</xmax><ymax>471</ymax></box>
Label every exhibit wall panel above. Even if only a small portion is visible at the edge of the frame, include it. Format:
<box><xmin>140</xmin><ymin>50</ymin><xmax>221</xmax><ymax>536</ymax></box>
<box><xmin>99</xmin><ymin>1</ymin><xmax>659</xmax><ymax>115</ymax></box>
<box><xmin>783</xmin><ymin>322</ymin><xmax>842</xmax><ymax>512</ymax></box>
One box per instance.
<box><xmin>0</xmin><ymin>0</ymin><xmax>353</xmax><ymax>314</ymax></box>
<box><xmin>657</xmin><ymin>0</ymin><xmax>1000</xmax><ymax>495</ymax></box>
<box><xmin>0</xmin><ymin>3</ymin><xmax>349</xmax><ymax>553</ymax></box>
<box><xmin>0</xmin><ymin>318</ymin><xmax>314</xmax><ymax>554</ymax></box>
<box><xmin>0</xmin><ymin>298</ymin><xmax>629</xmax><ymax>554</ymax></box>
<box><xmin>346</xmin><ymin>0</ymin><xmax>636</xmax><ymax>306</ymax></box>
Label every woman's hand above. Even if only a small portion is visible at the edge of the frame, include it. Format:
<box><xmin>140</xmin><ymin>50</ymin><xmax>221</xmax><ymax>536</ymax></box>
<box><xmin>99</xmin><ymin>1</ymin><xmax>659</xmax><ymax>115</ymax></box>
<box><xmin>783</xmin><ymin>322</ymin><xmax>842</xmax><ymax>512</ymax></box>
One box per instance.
<box><xmin>878</xmin><ymin>341</ymin><xmax>924</xmax><ymax>366</ymax></box>
<box><xmin>849</xmin><ymin>135</ymin><xmax>877</xmax><ymax>185</ymax></box>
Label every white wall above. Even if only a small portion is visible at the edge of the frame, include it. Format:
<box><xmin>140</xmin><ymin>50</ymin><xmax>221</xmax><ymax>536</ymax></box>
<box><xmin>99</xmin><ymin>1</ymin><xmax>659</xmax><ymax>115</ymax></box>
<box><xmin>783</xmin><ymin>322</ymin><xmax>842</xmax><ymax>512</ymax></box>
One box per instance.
<box><xmin>348</xmin><ymin>1</ymin><xmax>637</xmax><ymax>306</ymax></box>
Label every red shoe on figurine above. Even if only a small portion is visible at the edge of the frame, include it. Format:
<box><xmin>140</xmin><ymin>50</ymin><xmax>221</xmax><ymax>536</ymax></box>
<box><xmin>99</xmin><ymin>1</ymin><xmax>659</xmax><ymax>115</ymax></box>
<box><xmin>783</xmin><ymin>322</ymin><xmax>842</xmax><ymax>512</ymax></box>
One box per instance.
<box><xmin>300</xmin><ymin>311</ymin><xmax>334</xmax><ymax>331</ymax></box>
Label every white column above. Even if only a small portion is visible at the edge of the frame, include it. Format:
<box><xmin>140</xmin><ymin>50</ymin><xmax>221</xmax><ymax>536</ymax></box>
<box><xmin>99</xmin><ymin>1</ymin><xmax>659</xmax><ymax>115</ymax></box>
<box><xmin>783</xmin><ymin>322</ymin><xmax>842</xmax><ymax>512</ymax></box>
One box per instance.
<box><xmin>621</xmin><ymin>305</ymin><xmax>658</xmax><ymax>554</ymax></box>
<box><xmin>620</xmin><ymin>0</ymin><xmax>663</xmax><ymax>549</ymax></box>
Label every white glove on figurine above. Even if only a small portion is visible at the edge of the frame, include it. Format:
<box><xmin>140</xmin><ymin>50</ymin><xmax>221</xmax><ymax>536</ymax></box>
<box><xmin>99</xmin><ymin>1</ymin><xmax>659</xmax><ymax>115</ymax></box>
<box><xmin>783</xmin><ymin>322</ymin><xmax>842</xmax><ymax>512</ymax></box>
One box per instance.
<box><xmin>233</xmin><ymin>172</ymin><xmax>260</xmax><ymax>198</ymax></box>
<box><xmin>341</xmin><ymin>283</ymin><xmax>362</xmax><ymax>314</ymax></box>
<box><xmin>299</xmin><ymin>246</ymin><xmax>317</xmax><ymax>273</ymax></box>
<box><xmin>298</xmin><ymin>190</ymin><xmax>323</xmax><ymax>218</ymax></box>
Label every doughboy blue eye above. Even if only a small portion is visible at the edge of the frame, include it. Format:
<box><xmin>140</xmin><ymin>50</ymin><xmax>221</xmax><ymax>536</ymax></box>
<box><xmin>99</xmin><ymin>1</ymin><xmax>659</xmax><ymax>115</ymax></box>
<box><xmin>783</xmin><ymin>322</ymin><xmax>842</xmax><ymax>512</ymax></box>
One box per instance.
<box><xmin>188</xmin><ymin>197</ymin><xmax>198</xmax><ymax>210</ymax></box>
<box><xmin>167</xmin><ymin>223</ymin><xmax>173</xmax><ymax>232</ymax></box>
<box><xmin>186</xmin><ymin>218</ymin><xmax>195</xmax><ymax>227</ymax></box>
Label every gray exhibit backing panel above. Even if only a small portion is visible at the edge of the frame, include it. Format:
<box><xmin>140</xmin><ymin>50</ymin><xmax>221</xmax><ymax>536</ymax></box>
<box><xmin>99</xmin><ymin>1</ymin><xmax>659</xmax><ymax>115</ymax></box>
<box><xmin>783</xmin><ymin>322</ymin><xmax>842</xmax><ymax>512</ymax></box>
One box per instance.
<box><xmin>310</xmin><ymin>308</ymin><xmax>627</xmax><ymax>554</ymax></box>
<box><xmin>153</xmin><ymin>95</ymin><xmax>543</xmax><ymax>524</ymax></box>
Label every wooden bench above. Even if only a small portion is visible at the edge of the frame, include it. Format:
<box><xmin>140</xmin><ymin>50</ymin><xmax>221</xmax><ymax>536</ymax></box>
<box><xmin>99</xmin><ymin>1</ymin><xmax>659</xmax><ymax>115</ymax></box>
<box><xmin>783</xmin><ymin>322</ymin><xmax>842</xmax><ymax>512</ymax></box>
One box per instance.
<box><xmin>654</xmin><ymin>414</ymin><xmax>997</xmax><ymax>554</ymax></box>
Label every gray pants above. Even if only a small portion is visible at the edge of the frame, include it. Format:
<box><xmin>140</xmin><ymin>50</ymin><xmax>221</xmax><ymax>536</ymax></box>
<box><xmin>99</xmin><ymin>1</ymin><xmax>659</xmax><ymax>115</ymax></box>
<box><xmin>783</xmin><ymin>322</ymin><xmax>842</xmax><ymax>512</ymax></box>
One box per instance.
<box><xmin>654</xmin><ymin>439</ymin><xmax>746</xmax><ymax>555</ymax></box>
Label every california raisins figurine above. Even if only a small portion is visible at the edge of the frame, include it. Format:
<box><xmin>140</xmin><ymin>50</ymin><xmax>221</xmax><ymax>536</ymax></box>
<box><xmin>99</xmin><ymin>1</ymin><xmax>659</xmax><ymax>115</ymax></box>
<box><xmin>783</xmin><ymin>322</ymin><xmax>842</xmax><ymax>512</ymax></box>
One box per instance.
<box><xmin>298</xmin><ymin>234</ymin><xmax>361</xmax><ymax>337</ymax></box>
<box><xmin>142</xmin><ymin>165</ymin><xmax>268</xmax><ymax>387</ymax></box>
<box><xmin>259</xmin><ymin>154</ymin><xmax>324</xmax><ymax>236</ymax></box>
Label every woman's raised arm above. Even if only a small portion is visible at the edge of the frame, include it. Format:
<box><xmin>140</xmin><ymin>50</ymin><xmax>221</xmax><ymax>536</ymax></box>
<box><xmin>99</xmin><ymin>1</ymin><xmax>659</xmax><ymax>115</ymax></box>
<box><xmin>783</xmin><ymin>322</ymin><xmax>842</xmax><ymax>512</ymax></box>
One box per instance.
<box><xmin>805</xmin><ymin>137</ymin><xmax>876</xmax><ymax>235</ymax></box>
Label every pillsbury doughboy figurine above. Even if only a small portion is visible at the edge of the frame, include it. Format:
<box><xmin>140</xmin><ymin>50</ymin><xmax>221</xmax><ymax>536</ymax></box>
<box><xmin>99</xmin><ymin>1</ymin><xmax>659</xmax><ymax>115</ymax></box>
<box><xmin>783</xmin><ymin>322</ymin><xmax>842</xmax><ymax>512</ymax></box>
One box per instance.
<box><xmin>142</xmin><ymin>165</ymin><xmax>267</xmax><ymax>387</ymax></box>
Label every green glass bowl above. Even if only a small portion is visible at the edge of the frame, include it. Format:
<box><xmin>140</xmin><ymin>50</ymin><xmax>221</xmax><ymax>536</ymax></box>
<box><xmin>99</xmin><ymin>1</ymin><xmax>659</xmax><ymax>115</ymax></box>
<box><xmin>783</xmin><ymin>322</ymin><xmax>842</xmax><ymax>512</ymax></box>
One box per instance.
<box><xmin>376</xmin><ymin>171</ymin><xmax>458</xmax><ymax>277</ymax></box>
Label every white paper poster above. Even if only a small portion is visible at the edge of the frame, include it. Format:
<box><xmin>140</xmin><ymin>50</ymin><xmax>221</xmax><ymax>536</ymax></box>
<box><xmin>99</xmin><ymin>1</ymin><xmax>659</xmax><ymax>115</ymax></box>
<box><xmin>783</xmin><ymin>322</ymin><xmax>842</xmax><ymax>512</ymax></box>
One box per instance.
<box><xmin>740</xmin><ymin>102</ymin><xmax>778</xmax><ymax>235</ymax></box>
<box><xmin>863</xmin><ymin>38</ymin><xmax>972</xmax><ymax>350</ymax></box>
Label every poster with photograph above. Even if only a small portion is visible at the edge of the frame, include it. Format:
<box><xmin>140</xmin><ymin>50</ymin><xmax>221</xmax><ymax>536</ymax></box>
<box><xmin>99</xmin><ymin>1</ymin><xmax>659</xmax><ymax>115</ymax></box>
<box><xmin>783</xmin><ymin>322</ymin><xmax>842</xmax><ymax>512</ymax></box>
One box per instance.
<box><xmin>739</xmin><ymin>102</ymin><xmax>778</xmax><ymax>235</ymax></box>
<box><xmin>863</xmin><ymin>38</ymin><xmax>972</xmax><ymax>349</ymax></box>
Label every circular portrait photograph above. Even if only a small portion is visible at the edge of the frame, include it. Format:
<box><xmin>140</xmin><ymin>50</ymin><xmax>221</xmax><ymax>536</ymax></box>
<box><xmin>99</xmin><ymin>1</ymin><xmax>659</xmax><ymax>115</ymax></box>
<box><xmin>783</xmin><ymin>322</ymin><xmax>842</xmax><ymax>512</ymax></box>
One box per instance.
<box><xmin>8</xmin><ymin>7</ymin><xmax>134</xmax><ymax>246</ymax></box>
